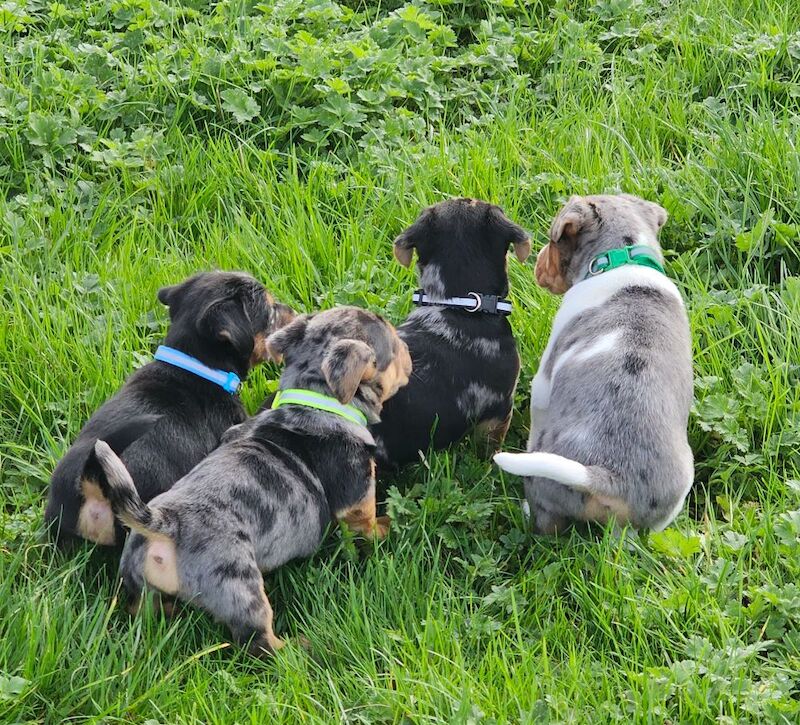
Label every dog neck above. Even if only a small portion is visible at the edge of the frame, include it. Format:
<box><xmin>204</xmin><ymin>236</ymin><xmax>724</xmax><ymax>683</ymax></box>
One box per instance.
<box><xmin>419</xmin><ymin>261</ymin><xmax>509</xmax><ymax>301</ymax></box>
<box><xmin>276</xmin><ymin>368</ymin><xmax>383</xmax><ymax>426</ymax></box>
<box><xmin>162</xmin><ymin>329</ymin><xmax>250</xmax><ymax>380</ymax></box>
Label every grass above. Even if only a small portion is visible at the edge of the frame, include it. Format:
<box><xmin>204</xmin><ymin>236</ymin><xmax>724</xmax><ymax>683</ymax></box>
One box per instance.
<box><xmin>2</xmin><ymin>0</ymin><xmax>800</xmax><ymax>722</ymax></box>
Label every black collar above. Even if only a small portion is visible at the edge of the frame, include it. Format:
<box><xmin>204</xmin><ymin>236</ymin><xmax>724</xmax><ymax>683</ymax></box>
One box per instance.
<box><xmin>412</xmin><ymin>290</ymin><xmax>512</xmax><ymax>316</ymax></box>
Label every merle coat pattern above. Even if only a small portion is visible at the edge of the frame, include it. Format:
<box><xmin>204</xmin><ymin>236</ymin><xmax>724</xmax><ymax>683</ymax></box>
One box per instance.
<box><xmin>370</xmin><ymin>198</ymin><xmax>531</xmax><ymax>467</ymax></box>
<box><xmin>45</xmin><ymin>271</ymin><xmax>293</xmax><ymax>547</ymax></box>
<box><xmin>494</xmin><ymin>194</ymin><xmax>694</xmax><ymax>533</ymax></box>
<box><xmin>89</xmin><ymin>306</ymin><xmax>411</xmax><ymax>656</ymax></box>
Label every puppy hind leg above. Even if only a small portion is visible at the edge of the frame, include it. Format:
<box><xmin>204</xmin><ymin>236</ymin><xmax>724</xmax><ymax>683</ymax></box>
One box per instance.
<box><xmin>474</xmin><ymin>409</ymin><xmax>513</xmax><ymax>459</ymax></box>
<box><xmin>193</xmin><ymin>558</ymin><xmax>285</xmax><ymax>657</ymax></box>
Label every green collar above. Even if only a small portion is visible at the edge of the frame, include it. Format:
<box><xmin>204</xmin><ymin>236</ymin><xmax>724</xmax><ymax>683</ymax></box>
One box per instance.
<box><xmin>271</xmin><ymin>388</ymin><xmax>368</xmax><ymax>427</ymax></box>
<box><xmin>585</xmin><ymin>245</ymin><xmax>665</xmax><ymax>279</ymax></box>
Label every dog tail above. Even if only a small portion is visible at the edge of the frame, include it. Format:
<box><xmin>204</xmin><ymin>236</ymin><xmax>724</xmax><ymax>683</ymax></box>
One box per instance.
<box><xmin>87</xmin><ymin>440</ymin><xmax>175</xmax><ymax>538</ymax></box>
<box><xmin>494</xmin><ymin>451</ymin><xmax>626</xmax><ymax>502</ymax></box>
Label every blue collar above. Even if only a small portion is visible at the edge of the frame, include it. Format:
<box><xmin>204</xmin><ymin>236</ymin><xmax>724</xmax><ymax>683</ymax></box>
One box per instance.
<box><xmin>154</xmin><ymin>345</ymin><xmax>241</xmax><ymax>394</ymax></box>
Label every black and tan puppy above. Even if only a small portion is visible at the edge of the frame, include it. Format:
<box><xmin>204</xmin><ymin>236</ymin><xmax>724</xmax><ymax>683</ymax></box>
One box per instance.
<box><xmin>88</xmin><ymin>306</ymin><xmax>411</xmax><ymax>656</ymax></box>
<box><xmin>370</xmin><ymin>198</ymin><xmax>531</xmax><ymax>467</ymax></box>
<box><xmin>45</xmin><ymin>271</ymin><xmax>294</xmax><ymax>547</ymax></box>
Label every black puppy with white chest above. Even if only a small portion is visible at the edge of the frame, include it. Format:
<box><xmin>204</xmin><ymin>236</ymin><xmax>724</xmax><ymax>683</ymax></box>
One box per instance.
<box><xmin>45</xmin><ymin>271</ymin><xmax>293</xmax><ymax>547</ymax></box>
<box><xmin>370</xmin><ymin>198</ymin><xmax>531</xmax><ymax>467</ymax></box>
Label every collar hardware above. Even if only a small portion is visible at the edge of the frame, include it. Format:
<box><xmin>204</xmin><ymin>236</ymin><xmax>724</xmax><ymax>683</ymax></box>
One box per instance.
<box><xmin>412</xmin><ymin>290</ymin><xmax>512</xmax><ymax>316</ymax></box>
<box><xmin>271</xmin><ymin>388</ymin><xmax>368</xmax><ymax>427</ymax></box>
<box><xmin>154</xmin><ymin>345</ymin><xmax>241</xmax><ymax>394</ymax></box>
<box><xmin>586</xmin><ymin>245</ymin><xmax>665</xmax><ymax>279</ymax></box>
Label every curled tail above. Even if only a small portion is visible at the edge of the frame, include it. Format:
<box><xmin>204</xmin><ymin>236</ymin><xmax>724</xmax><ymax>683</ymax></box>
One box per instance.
<box><xmin>87</xmin><ymin>440</ymin><xmax>176</xmax><ymax>539</ymax></box>
<box><xmin>494</xmin><ymin>451</ymin><xmax>622</xmax><ymax>499</ymax></box>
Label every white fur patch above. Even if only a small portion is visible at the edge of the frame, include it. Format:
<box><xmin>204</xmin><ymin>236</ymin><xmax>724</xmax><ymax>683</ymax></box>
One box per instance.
<box><xmin>550</xmin><ymin>329</ymin><xmax>623</xmax><ymax>380</ymax></box>
<box><xmin>494</xmin><ymin>451</ymin><xmax>589</xmax><ymax>488</ymax></box>
<box><xmin>409</xmin><ymin>307</ymin><xmax>502</xmax><ymax>356</ymax></box>
<box><xmin>420</xmin><ymin>264</ymin><xmax>446</xmax><ymax>299</ymax></box>
<box><xmin>531</xmin><ymin>266</ymin><xmax>681</xmax><ymax>411</ymax></box>
<box><xmin>457</xmin><ymin>382</ymin><xmax>505</xmax><ymax>418</ymax></box>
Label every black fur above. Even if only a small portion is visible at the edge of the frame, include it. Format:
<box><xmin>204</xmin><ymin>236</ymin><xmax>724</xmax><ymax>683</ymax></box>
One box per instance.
<box><xmin>371</xmin><ymin>198</ymin><xmax>528</xmax><ymax>467</ymax></box>
<box><xmin>45</xmin><ymin>271</ymin><xmax>291</xmax><ymax>547</ymax></box>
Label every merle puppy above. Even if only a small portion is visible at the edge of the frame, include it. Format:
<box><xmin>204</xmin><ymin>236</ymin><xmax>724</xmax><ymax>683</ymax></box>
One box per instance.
<box><xmin>495</xmin><ymin>194</ymin><xmax>693</xmax><ymax>533</ymax></box>
<box><xmin>45</xmin><ymin>271</ymin><xmax>294</xmax><ymax>547</ymax></box>
<box><xmin>88</xmin><ymin>306</ymin><xmax>411</xmax><ymax>656</ymax></box>
<box><xmin>370</xmin><ymin>198</ymin><xmax>531</xmax><ymax>467</ymax></box>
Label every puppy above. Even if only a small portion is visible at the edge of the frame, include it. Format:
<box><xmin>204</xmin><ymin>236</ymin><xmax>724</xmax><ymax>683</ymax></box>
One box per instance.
<box><xmin>45</xmin><ymin>271</ymin><xmax>294</xmax><ymax>547</ymax></box>
<box><xmin>494</xmin><ymin>194</ymin><xmax>693</xmax><ymax>533</ymax></box>
<box><xmin>88</xmin><ymin>306</ymin><xmax>411</xmax><ymax>656</ymax></box>
<box><xmin>370</xmin><ymin>198</ymin><xmax>531</xmax><ymax>467</ymax></box>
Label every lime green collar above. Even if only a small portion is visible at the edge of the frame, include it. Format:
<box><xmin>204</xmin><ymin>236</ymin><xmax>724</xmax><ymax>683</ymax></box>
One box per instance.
<box><xmin>585</xmin><ymin>245</ymin><xmax>665</xmax><ymax>279</ymax></box>
<box><xmin>271</xmin><ymin>388</ymin><xmax>368</xmax><ymax>427</ymax></box>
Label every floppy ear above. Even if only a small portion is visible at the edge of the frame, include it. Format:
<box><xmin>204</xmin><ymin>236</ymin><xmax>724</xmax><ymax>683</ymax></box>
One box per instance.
<box><xmin>393</xmin><ymin>230</ymin><xmax>416</xmax><ymax>267</ymax></box>
<box><xmin>321</xmin><ymin>339</ymin><xmax>377</xmax><ymax>404</ymax></box>
<box><xmin>198</xmin><ymin>298</ymin><xmax>254</xmax><ymax>358</ymax></box>
<box><xmin>549</xmin><ymin>196</ymin><xmax>587</xmax><ymax>246</ymax></box>
<box><xmin>272</xmin><ymin>303</ymin><xmax>296</xmax><ymax>330</ymax></box>
<box><xmin>393</xmin><ymin>211</ymin><xmax>430</xmax><ymax>268</ymax></box>
<box><xmin>264</xmin><ymin>315</ymin><xmax>309</xmax><ymax>363</ymax></box>
<box><xmin>492</xmin><ymin>209</ymin><xmax>532</xmax><ymax>262</ymax></box>
<box><xmin>157</xmin><ymin>280</ymin><xmax>190</xmax><ymax>309</ymax></box>
<box><xmin>645</xmin><ymin>200</ymin><xmax>668</xmax><ymax>230</ymax></box>
<box><xmin>534</xmin><ymin>243</ymin><xmax>569</xmax><ymax>294</ymax></box>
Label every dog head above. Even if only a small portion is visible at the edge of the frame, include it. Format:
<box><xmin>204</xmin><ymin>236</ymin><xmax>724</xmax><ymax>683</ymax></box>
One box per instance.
<box><xmin>158</xmin><ymin>271</ymin><xmax>295</xmax><ymax>377</ymax></box>
<box><xmin>266</xmin><ymin>306</ymin><xmax>412</xmax><ymax>423</ymax></box>
<box><xmin>535</xmin><ymin>194</ymin><xmax>668</xmax><ymax>295</ymax></box>
<box><xmin>393</xmin><ymin>198</ymin><xmax>530</xmax><ymax>298</ymax></box>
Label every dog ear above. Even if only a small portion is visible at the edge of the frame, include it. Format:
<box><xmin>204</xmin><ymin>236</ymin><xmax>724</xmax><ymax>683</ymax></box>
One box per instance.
<box><xmin>322</xmin><ymin>339</ymin><xmax>377</xmax><ymax>404</ymax></box>
<box><xmin>272</xmin><ymin>303</ymin><xmax>296</xmax><ymax>330</ymax></box>
<box><xmin>198</xmin><ymin>298</ymin><xmax>254</xmax><ymax>358</ymax></box>
<box><xmin>549</xmin><ymin>196</ymin><xmax>587</xmax><ymax>246</ymax></box>
<box><xmin>644</xmin><ymin>200</ymin><xmax>668</xmax><ymax>230</ymax></box>
<box><xmin>157</xmin><ymin>280</ymin><xmax>190</xmax><ymax>309</ymax></box>
<box><xmin>491</xmin><ymin>208</ymin><xmax>531</xmax><ymax>262</ymax></box>
<box><xmin>264</xmin><ymin>314</ymin><xmax>309</xmax><ymax>363</ymax></box>
<box><xmin>393</xmin><ymin>229</ymin><xmax>416</xmax><ymax>267</ymax></box>
<box><xmin>393</xmin><ymin>211</ymin><xmax>430</xmax><ymax>267</ymax></box>
<box><xmin>534</xmin><ymin>243</ymin><xmax>569</xmax><ymax>294</ymax></box>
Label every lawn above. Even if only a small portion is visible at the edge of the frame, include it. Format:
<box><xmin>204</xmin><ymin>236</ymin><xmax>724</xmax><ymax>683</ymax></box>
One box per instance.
<box><xmin>1</xmin><ymin>0</ymin><xmax>800</xmax><ymax>722</ymax></box>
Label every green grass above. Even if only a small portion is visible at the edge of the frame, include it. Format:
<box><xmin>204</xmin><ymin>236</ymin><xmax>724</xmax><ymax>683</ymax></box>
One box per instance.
<box><xmin>2</xmin><ymin>0</ymin><xmax>800</xmax><ymax>722</ymax></box>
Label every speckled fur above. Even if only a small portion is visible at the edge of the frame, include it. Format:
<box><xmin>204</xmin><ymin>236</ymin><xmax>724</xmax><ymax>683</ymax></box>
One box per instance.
<box><xmin>91</xmin><ymin>306</ymin><xmax>410</xmax><ymax>657</ymax></box>
<box><xmin>371</xmin><ymin>198</ymin><xmax>530</xmax><ymax>467</ymax></box>
<box><xmin>495</xmin><ymin>195</ymin><xmax>693</xmax><ymax>533</ymax></box>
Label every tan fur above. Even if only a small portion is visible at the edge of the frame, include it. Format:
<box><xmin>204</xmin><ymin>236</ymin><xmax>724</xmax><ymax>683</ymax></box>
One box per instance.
<box><xmin>142</xmin><ymin>539</ymin><xmax>180</xmax><ymax>595</ymax></box>
<box><xmin>335</xmin><ymin>472</ymin><xmax>390</xmax><ymax>540</ymax></box>
<box><xmin>260</xmin><ymin>590</ymin><xmax>285</xmax><ymax>653</ymax></box>
<box><xmin>377</xmin><ymin>334</ymin><xmax>412</xmax><ymax>402</ymax></box>
<box><xmin>393</xmin><ymin>243</ymin><xmax>414</xmax><ymax>267</ymax></box>
<box><xmin>250</xmin><ymin>333</ymin><xmax>269</xmax><ymax>366</ymax></box>
<box><xmin>534</xmin><ymin>243</ymin><xmax>569</xmax><ymax>294</ymax></box>
<box><xmin>582</xmin><ymin>495</ymin><xmax>631</xmax><ymax>526</ymax></box>
<box><xmin>474</xmin><ymin>415</ymin><xmax>512</xmax><ymax>458</ymax></box>
<box><xmin>76</xmin><ymin>479</ymin><xmax>116</xmax><ymax>545</ymax></box>
<box><xmin>514</xmin><ymin>238</ymin><xmax>532</xmax><ymax>263</ymax></box>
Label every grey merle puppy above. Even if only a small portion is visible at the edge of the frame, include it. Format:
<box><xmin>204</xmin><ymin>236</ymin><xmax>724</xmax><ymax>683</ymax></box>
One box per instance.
<box><xmin>88</xmin><ymin>306</ymin><xmax>411</xmax><ymax>656</ymax></box>
<box><xmin>494</xmin><ymin>194</ymin><xmax>693</xmax><ymax>533</ymax></box>
<box><xmin>371</xmin><ymin>198</ymin><xmax>531</xmax><ymax>467</ymax></box>
<box><xmin>45</xmin><ymin>271</ymin><xmax>293</xmax><ymax>547</ymax></box>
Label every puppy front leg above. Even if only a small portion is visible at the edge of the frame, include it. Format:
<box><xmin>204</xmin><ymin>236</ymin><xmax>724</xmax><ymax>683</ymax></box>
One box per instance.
<box><xmin>335</xmin><ymin>461</ymin><xmax>390</xmax><ymax>540</ymax></box>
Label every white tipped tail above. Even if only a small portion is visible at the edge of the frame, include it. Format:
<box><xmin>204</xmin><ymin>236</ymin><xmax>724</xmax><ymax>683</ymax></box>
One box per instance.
<box><xmin>493</xmin><ymin>451</ymin><xmax>590</xmax><ymax>490</ymax></box>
